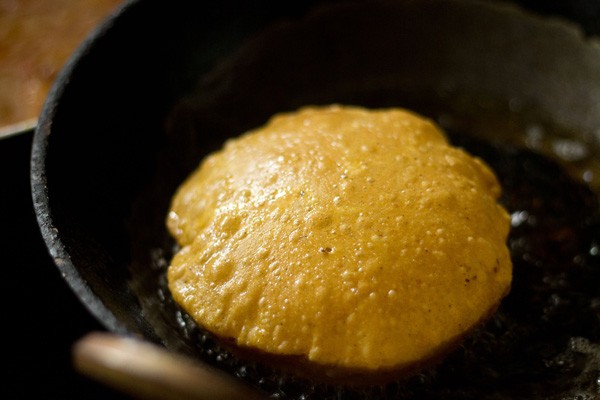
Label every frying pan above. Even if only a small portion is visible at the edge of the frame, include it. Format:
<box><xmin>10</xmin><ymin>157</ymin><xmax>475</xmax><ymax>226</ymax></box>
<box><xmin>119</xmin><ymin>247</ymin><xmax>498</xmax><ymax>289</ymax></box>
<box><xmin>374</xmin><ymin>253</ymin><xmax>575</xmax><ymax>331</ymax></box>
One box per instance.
<box><xmin>31</xmin><ymin>0</ymin><xmax>600</xmax><ymax>398</ymax></box>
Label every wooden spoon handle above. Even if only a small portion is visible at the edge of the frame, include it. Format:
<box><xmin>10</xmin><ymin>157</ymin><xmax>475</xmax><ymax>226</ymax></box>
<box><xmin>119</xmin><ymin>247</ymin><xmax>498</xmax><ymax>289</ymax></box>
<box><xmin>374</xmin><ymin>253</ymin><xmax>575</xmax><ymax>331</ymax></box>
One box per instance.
<box><xmin>72</xmin><ymin>332</ymin><xmax>266</xmax><ymax>400</ymax></box>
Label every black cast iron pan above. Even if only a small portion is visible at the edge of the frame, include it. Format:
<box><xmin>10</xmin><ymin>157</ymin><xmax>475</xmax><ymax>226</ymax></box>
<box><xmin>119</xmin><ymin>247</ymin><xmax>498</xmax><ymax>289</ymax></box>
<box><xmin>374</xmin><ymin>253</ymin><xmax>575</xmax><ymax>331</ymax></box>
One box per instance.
<box><xmin>31</xmin><ymin>0</ymin><xmax>600</xmax><ymax>398</ymax></box>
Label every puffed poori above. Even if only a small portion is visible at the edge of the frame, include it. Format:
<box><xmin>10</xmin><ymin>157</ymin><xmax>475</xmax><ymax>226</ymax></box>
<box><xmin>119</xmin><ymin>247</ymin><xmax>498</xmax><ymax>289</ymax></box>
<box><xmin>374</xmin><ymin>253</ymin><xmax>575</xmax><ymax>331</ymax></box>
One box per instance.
<box><xmin>166</xmin><ymin>104</ymin><xmax>512</xmax><ymax>382</ymax></box>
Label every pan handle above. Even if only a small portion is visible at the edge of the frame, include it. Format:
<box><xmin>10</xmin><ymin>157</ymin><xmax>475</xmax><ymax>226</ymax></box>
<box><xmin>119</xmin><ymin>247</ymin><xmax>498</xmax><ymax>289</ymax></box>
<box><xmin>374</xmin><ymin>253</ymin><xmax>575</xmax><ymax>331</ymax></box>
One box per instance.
<box><xmin>72</xmin><ymin>332</ymin><xmax>267</xmax><ymax>400</ymax></box>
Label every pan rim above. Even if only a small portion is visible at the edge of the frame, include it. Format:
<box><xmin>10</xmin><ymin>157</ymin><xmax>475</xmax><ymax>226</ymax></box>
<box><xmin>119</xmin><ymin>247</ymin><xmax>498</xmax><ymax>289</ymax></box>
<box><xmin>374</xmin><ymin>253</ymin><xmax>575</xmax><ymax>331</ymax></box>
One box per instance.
<box><xmin>29</xmin><ymin>0</ymin><xmax>139</xmax><ymax>335</ymax></box>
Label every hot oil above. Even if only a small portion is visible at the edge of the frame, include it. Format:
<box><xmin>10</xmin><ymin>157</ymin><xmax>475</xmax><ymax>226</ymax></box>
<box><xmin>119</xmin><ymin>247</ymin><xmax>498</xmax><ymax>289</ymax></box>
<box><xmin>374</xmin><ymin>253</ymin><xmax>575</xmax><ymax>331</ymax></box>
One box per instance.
<box><xmin>120</xmin><ymin>0</ymin><xmax>600</xmax><ymax>395</ymax></box>
<box><xmin>148</xmin><ymin>108</ymin><xmax>600</xmax><ymax>399</ymax></box>
<box><xmin>438</xmin><ymin>113</ymin><xmax>600</xmax><ymax>400</ymax></box>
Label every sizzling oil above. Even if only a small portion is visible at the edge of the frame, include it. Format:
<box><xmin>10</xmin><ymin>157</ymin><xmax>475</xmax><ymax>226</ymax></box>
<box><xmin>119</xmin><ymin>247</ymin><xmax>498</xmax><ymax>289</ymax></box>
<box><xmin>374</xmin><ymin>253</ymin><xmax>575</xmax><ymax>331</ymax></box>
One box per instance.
<box><xmin>151</xmin><ymin>119</ymin><xmax>600</xmax><ymax>399</ymax></box>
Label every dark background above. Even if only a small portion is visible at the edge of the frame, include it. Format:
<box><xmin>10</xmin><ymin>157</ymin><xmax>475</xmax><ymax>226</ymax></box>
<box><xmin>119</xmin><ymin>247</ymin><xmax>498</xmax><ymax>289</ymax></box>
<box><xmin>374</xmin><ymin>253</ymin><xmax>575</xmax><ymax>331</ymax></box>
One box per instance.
<box><xmin>2</xmin><ymin>0</ymin><xmax>598</xmax><ymax>398</ymax></box>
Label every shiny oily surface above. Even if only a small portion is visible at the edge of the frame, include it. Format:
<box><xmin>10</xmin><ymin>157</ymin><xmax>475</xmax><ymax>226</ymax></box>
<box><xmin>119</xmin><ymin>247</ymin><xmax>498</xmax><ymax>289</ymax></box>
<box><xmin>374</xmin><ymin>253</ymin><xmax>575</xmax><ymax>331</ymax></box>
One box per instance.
<box><xmin>166</xmin><ymin>105</ymin><xmax>512</xmax><ymax>377</ymax></box>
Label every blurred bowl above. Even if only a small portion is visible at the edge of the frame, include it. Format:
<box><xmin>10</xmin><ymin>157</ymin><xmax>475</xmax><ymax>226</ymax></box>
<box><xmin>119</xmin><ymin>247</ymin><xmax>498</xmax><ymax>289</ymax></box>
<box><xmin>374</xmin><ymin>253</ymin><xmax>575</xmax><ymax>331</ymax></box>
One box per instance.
<box><xmin>0</xmin><ymin>118</ymin><xmax>36</xmax><ymax>140</ymax></box>
<box><xmin>0</xmin><ymin>0</ymin><xmax>123</xmax><ymax>139</ymax></box>
<box><xmin>30</xmin><ymin>0</ymin><xmax>600</xmax><ymax>398</ymax></box>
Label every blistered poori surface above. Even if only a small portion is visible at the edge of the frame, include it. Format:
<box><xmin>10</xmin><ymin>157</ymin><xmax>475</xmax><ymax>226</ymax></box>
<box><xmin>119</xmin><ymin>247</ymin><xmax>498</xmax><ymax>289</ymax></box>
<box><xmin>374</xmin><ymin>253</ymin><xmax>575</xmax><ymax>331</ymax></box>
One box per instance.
<box><xmin>166</xmin><ymin>105</ymin><xmax>512</xmax><ymax>375</ymax></box>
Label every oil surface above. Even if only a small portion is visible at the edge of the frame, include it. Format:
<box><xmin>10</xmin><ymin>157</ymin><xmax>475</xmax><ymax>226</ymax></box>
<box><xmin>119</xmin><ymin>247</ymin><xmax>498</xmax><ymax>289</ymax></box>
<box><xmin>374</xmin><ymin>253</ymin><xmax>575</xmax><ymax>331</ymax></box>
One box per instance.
<box><xmin>129</xmin><ymin>0</ymin><xmax>600</xmax><ymax>396</ymax></box>
<box><xmin>148</xmin><ymin>124</ymin><xmax>600</xmax><ymax>400</ymax></box>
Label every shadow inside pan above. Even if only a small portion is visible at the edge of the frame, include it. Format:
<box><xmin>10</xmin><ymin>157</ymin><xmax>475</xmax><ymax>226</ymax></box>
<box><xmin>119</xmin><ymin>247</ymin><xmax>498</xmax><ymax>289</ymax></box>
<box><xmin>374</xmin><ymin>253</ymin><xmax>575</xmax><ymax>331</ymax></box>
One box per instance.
<box><xmin>32</xmin><ymin>0</ymin><xmax>600</xmax><ymax>399</ymax></box>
